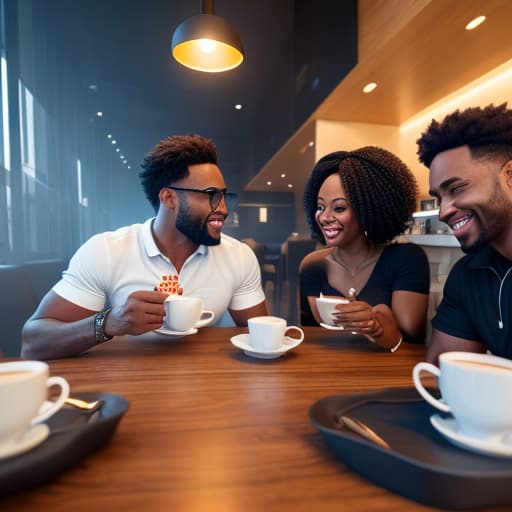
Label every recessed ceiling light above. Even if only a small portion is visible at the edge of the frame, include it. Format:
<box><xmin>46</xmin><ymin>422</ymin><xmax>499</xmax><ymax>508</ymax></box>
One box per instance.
<box><xmin>308</xmin><ymin>141</ymin><xmax>314</xmax><ymax>147</ymax></box>
<box><xmin>235</xmin><ymin>104</ymin><xmax>242</xmax><ymax>110</ymax></box>
<box><xmin>281</xmin><ymin>173</ymin><xmax>286</xmax><ymax>178</ymax></box>
<box><xmin>116</xmin><ymin>148</ymin><xmax>120</xmax><ymax>152</ymax></box>
<box><xmin>128</xmin><ymin>165</ymin><xmax>131</xmax><ymax>169</ymax></box>
<box><xmin>465</xmin><ymin>15</ymin><xmax>486</xmax><ymax>30</ymax></box>
<box><xmin>287</xmin><ymin>184</ymin><xmax>293</xmax><ymax>188</ymax></box>
<box><xmin>96</xmin><ymin>111</ymin><xmax>103</xmax><ymax>117</ymax></box>
<box><xmin>112</xmin><ymin>140</ymin><xmax>116</xmax><ymax>144</ymax></box>
<box><xmin>363</xmin><ymin>82</ymin><xmax>377</xmax><ymax>93</ymax></box>
<box><xmin>107</xmin><ymin>134</ymin><xmax>112</xmax><ymax>139</ymax></box>
<box><xmin>266</xmin><ymin>181</ymin><xmax>272</xmax><ymax>186</ymax></box>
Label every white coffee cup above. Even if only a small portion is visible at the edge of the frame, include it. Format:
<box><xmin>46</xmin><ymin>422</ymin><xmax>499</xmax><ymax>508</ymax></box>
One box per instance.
<box><xmin>413</xmin><ymin>351</ymin><xmax>512</xmax><ymax>441</ymax></box>
<box><xmin>248</xmin><ymin>316</ymin><xmax>304</xmax><ymax>352</ymax></box>
<box><xmin>164</xmin><ymin>296</ymin><xmax>215</xmax><ymax>332</ymax></box>
<box><xmin>315</xmin><ymin>296</ymin><xmax>349</xmax><ymax>327</ymax></box>
<box><xmin>0</xmin><ymin>360</ymin><xmax>69</xmax><ymax>448</ymax></box>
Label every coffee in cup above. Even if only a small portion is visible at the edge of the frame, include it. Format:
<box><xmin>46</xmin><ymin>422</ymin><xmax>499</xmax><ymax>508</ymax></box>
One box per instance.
<box><xmin>0</xmin><ymin>360</ymin><xmax>69</xmax><ymax>448</ymax></box>
<box><xmin>413</xmin><ymin>351</ymin><xmax>512</xmax><ymax>441</ymax></box>
<box><xmin>164</xmin><ymin>296</ymin><xmax>215</xmax><ymax>332</ymax></box>
<box><xmin>248</xmin><ymin>316</ymin><xmax>304</xmax><ymax>352</ymax></box>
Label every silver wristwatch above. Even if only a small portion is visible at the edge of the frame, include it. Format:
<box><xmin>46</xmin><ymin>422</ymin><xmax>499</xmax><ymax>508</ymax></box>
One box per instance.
<box><xmin>94</xmin><ymin>307</ymin><xmax>113</xmax><ymax>344</ymax></box>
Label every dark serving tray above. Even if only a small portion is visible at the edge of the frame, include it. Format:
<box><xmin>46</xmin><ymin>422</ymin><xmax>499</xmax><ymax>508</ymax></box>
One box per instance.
<box><xmin>309</xmin><ymin>387</ymin><xmax>512</xmax><ymax>510</ymax></box>
<box><xmin>0</xmin><ymin>391</ymin><xmax>129</xmax><ymax>497</ymax></box>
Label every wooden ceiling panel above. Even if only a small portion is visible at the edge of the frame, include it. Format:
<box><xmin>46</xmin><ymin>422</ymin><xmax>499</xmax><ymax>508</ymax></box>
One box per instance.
<box><xmin>315</xmin><ymin>0</ymin><xmax>512</xmax><ymax>125</ymax></box>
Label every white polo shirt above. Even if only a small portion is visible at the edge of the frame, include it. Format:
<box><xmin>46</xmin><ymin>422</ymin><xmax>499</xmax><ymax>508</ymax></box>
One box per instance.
<box><xmin>53</xmin><ymin>218</ymin><xmax>265</xmax><ymax>322</ymax></box>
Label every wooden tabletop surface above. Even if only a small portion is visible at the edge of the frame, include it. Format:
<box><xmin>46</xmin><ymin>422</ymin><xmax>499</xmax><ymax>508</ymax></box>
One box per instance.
<box><xmin>2</xmin><ymin>327</ymin><xmax>509</xmax><ymax>511</ymax></box>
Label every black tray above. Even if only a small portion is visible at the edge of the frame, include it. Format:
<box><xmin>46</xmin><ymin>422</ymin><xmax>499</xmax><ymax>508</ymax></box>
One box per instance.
<box><xmin>0</xmin><ymin>391</ymin><xmax>129</xmax><ymax>497</ymax></box>
<box><xmin>309</xmin><ymin>387</ymin><xmax>512</xmax><ymax>510</ymax></box>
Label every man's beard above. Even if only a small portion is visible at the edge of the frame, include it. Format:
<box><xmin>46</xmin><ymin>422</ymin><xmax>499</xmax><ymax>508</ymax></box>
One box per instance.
<box><xmin>176</xmin><ymin>208</ymin><xmax>221</xmax><ymax>246</ymax></box>
<box><xmin>459</xmin><ymin>186</ymin><xmax>511</xmax><ymax>254</ymax></box>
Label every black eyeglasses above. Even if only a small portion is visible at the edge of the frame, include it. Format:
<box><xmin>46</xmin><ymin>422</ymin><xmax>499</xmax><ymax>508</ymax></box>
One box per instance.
<box><xmin>167</xmin><ymin>186</ymin><xmax>236</xmax><ymax>210</ymax></box>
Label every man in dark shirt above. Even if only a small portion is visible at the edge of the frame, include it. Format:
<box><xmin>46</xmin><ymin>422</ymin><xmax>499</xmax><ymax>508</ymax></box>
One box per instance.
<box><xmin>417</xmin><ymin>103</ymin><xmax>512</xmax><ymax>363</ymax></box>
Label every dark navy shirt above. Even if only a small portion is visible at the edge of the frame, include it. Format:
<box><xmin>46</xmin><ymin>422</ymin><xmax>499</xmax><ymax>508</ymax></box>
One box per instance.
<box><xmin>433</xmin><ymin>245</ymin><xmax>512</xmax><ymax>358</ymax></box>
<box><xmin>299</xmin><ymin>243</ymin><xmax>430</xmax><ymax>328</ymax></box>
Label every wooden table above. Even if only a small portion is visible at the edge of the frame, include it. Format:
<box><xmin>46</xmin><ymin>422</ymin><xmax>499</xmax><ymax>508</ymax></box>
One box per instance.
<box><xmin>2</xmin><ymin>327</ymin><xmax>507</xmax><ymax>511</ymax></box>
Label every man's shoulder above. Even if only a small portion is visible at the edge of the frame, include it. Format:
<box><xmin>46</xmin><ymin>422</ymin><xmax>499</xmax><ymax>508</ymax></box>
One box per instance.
<box><xmin>88</xmin><ymin>221</ymin><xmax>148</xmax><ymax>245</ymax></box>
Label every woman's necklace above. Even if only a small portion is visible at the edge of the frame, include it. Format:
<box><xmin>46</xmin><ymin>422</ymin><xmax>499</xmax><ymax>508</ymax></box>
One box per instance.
<box><xmin>330</xmin><ymin>246</ymin><xmax>380</xmax><ymax>278</ymax></box>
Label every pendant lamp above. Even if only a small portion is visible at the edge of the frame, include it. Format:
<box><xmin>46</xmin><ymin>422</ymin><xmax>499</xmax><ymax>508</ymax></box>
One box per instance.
<box><xmin>171</xmin><ymin>0</ymin><xmax>244</xmax><ymax>73</ymax></box>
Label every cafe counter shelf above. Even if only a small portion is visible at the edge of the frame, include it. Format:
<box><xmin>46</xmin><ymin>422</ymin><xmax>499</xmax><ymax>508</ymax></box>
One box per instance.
<box><xmin>398</xmin><ymin>234</ymin><xmax>460</xmax><ymax>247</ymax></box>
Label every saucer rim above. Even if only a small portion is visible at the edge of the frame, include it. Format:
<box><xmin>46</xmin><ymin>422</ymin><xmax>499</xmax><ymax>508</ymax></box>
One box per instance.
<box><xmin>0</xmin><ymin>424</ymin><xmax>50</xmax><ymax>460</ymax></box>
<box><xmin>319</xmin><ymin>322</ymin><xmax>345</xmax><ymax>331</ymax></box>
<box><xmin>230</xmin><ymin>333</ymin><xmax>303</xmax><ymax>357</ymax></box>
<box><xmin>153</xmin><ymin>326</ymin><xmax>198</xmax><ymax>336</ymax></box>
<box><xmin>430</xmin><ymin>414</ymin><xmax>512</xmax><ymax>458</ymax></box>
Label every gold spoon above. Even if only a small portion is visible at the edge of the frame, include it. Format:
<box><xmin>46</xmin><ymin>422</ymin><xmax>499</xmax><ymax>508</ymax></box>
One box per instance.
<box><xmin>337</xmin><ymin>415</ymin><xmax>390</xmax><ymax>449</ymax></box>
<box><xmin>64</xmin><ymin>397</ymin><xmax>103</xmax><ymax>413</ymax></box>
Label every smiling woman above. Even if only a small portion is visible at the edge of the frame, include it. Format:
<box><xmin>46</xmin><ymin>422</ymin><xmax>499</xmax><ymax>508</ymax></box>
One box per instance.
<box><xmin>299</xmin><ymin>146</ymin><xmax>430</xmax><ymax>350</ymax></box>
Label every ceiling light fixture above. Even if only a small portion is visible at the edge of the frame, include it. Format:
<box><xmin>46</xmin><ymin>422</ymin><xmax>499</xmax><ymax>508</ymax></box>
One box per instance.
<box><xmin>363</xmin><ymin>82</ymin><xmax>377</xmax><ymax>93</ymax></box>
<box><xmin>465</xmin><ymin>15</ymin><xmax>486</xmax><ymax>30</ymax></box>
<box><xmin>171</xmin><ymin>0</ymin><xmax>244</xmax><ymax>73</ymax></box>
<box><xmin>235</xmin><ymin>104</ymin><xmax>242</xmax><ymax>110</ymax></box>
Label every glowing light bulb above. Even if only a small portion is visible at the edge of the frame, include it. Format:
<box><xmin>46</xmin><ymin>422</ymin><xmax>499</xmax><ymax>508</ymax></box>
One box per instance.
<box><xmin>198</xmin><ymin>39</ymin><xmax>216</xmax><ymax>53</ymax></box>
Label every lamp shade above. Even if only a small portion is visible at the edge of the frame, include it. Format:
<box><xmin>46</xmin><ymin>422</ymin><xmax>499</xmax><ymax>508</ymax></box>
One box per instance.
<box><xmin>171</xmin><ymin>13</ymin><xmax>244</xmax><ymax>73</ymax></box>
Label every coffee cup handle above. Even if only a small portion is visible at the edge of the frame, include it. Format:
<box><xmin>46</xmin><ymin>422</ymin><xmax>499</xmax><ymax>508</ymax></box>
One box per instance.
<box><xmin>31</xmin><ymin>376</ymin><xmax>70</xmax><ymax>425</ymax></box>
<box><xmin>196</xmin><ymin>310</ymin><xmax>215</xmax><ymax>328</ymax></box>
<box><xmin>284</xmin><ymin>326</ymin><xmax>304</xmax><ymax>342</ymax></box>
<box><xmin>412</xmin><ymin>362</ymin><xmax>451</xmax><ymax>413</ymax></box>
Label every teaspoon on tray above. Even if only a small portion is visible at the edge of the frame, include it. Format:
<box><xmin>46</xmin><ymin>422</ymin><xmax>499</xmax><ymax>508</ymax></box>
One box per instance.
<box><xmin>337</xmin><ymin>415</ymin><xmax>390</xmax><ymax>449</ymax></box>
<box><xmin>64</xmin><ymin>397</ymin><xmax>104</xmax><ymax>413</ymax></box>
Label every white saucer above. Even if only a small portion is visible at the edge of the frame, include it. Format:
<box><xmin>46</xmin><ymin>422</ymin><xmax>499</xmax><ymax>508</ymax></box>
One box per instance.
<box><xmin>320</xmin><ymin>322</ymin><xmax>345</xmax><ymax>331</ymax></box>
<box><xmin>430</xmin><ymin>414</ymin><xmax>512</xmax><ymax>458</ymax></box>
<box><xmin>230</xmin><ymin>333</ymin><xmax>303</xmax><ymax>359</ymax></box>
<box><xmin>153</xmin><ymin>326</ymin><xmax>198</xmax><ymax>337</ymax></box>
<box><xmin>0</xmin><ymin>424</ymin><xmax>50</xmax><ymax>460</ymax></box>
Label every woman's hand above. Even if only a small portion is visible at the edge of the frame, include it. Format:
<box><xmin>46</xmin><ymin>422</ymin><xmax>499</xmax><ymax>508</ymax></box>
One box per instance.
<box><xmin>333</xmin><ymin>302</ymin><xmax>401</xmax><ymax>350</ymax></box>
<box><xmin>332</xmin><ymin>300</ymin><xmax>383</xmax><ymax>339</ymax></box>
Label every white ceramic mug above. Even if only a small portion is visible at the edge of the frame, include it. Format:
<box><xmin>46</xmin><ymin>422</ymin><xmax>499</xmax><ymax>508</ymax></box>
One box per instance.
<box><xmin>164</xmin><ymin>296</ymin><xmax>215</xmax><ymax>332</ymax></box>
<box><xmin>315</xmin><ymin>296</ymin><xmax>349</xmax><ymax>328</ymax></box>
<box><xmin>413</xmin><ymin>351</ymin><xmax>512</xmax><ymax>441</ymax></box>
<box><xmin>248</xmin><ymin>316</ymin><xmax>304</xmax><ymax>352</ymax></box>
<box><xmin>0</xmin><ymin>360</ymin><xmax>69</xmax><ymax>447</ymax></box>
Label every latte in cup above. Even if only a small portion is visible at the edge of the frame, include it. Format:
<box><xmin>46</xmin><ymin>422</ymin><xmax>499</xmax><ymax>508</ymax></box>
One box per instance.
<box><xmin>0</xmin><ymin>370</ymin><xmax>32</xmax><ymax>382</ymax></box>
<box><xmin>0</xmin><ymin>361</ymin><xmax>69</xmax><ymax>448</ymax></box>
<box><xmin>413</xmin><ymin>351</ymin><xmax>512</xmax><ymax>442</ymax></box>
<box><xmin>248</xmin><ymin>316</ymin><xmax>304</xmax><ymax>352</ymax></box>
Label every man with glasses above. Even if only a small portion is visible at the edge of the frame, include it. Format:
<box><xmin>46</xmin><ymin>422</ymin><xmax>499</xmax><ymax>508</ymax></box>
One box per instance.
<box><xmin>22</xmin><ymin>134</ymin><xmax>269</xmax><ymax>359</ymax></box>
<box><xmin>417</xmin><ymin>103</ymin><xmax>512</xmax><ymax>362</ymax></box>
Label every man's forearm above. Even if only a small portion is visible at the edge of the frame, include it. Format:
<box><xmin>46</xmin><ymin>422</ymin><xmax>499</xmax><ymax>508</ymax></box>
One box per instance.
<box><xmin>21</xmin><ymin>316</ymin><xmax>100</xmax><ymax>360</ymax></box>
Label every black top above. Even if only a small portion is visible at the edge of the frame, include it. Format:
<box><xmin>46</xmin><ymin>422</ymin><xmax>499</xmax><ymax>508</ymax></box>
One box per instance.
<box><xmin>299</xmin><ymin>242</ymin><xmax>430</xmax><ymax>327</ymax></box>
<box><xmin>433</xmin><ymin>245</ymin><xmax>512</xmax><ymax>358</ymax></box>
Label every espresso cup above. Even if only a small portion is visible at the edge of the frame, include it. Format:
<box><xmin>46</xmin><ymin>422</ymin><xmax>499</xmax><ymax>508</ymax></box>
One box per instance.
<box><xmin>315</xmin><ymin>296</ymin><xmax>349</xmax><ymax>327</ymax></box>
<box><xmin>0</xmin><ymin>361</ymin><xmax>69</xmax><ymax>448</ymax></box>
<box><xmin>164</xmin><ymin>296</ymin><xmax>215</xmax><ymax>332</ymax></box>
<box><xmin>413</xmin><ymin>351</ymin><xmax>512</xmax><ymax>441</ymax></box>
<box><xmin>248</xmin><ymin>316</ymin><xmax>304</xmax><ymax>352</ymax></box>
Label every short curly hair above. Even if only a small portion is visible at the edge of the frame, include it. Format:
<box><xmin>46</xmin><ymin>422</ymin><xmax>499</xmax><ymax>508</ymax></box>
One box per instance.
<box><xmin>417</xmin><ymin>103</ymin><xmax>512</xmax><ymax>167</ymax></box>
<box><xmin>304</xmin><ymin>146</ymin><xmax>418</xmax><ymax>245</ymax></box>
<box><xmin>139</xmin><ymin>134</ymin><xmax>218</xmax><ymax>212</ymax></box>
